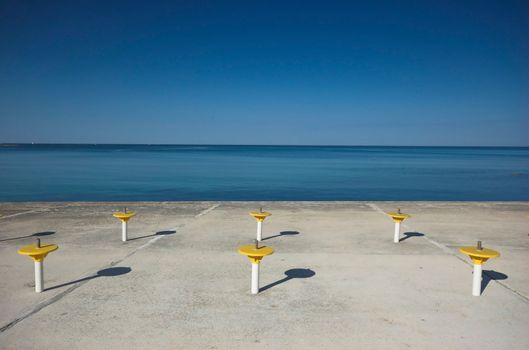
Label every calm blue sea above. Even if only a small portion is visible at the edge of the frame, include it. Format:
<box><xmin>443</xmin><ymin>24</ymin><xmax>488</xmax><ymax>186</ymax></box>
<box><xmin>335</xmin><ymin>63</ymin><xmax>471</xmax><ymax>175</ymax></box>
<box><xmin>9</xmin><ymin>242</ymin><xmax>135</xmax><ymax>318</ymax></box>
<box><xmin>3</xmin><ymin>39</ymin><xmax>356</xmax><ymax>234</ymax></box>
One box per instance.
<box><xmin>0</xmin><ymin>144</ymin><xmax>527</xmax><ymax>201</ymax></box>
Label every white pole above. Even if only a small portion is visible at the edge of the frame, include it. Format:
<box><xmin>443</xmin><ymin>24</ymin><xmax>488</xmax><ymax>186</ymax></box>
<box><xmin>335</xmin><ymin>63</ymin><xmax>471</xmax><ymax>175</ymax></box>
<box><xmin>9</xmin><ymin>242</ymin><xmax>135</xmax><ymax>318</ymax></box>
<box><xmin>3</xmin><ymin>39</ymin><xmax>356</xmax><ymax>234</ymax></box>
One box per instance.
<box><xmin>35</xmin><ymin>260</ymin><xmax>43</xmax><ymax>293</ymax></box>
<box><xmin>251</xmin><ymin>262</ymin><xmax>260</xmax><ymax>294</ymax></box>
<box><xmin>257</xmin><ymin>221</ymin><xmax>262</xmax><ymax>242</ymax></box>
<box><xmin>122</xmin><ymin>221</ymin><xmax>127</xmax><ymax>242</ymax></box>
<box><xmin>394</xmin><ymin>221</ymin><xmax>401</xmax><ymax>243</ymax></box>
<box><xmin>472</xmin><ymin>264</ymin><xmax>482</xmax><ymax>296</ymax></box>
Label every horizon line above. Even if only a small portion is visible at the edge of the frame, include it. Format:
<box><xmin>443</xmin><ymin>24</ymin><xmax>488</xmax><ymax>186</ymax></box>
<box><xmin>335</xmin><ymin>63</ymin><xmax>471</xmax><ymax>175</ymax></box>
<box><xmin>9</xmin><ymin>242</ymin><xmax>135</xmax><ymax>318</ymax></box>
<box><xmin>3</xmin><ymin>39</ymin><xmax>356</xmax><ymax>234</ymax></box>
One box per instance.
<box><xmin>1</xmin><ymin>143</ymin><xmax>528</xmax><ymax>148</ymax></box>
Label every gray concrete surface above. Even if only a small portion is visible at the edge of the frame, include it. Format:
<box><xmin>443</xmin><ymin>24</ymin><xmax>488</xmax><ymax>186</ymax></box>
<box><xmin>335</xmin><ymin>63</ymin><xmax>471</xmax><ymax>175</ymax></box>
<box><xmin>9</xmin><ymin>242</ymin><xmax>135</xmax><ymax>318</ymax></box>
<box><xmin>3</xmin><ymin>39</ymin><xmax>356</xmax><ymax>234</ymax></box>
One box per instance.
<box><xmin>0</xmin><ymin>201</ymin><xmax>528</xmax><ymax>349</ymax></box>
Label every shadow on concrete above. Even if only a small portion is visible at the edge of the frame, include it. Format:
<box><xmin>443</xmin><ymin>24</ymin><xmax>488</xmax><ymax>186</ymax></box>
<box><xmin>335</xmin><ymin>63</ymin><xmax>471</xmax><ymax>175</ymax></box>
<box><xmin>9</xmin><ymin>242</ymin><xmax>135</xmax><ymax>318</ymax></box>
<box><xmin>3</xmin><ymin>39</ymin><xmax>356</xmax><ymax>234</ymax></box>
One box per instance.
<box><xmin>481</xmin><ymin>270</ymin><xmax>508</xmax><ymax>294</ymax></box>
<box><xmin>128</xmin><ymin>230</ymin><xmax>176</xmax><ymax>241</ymax></box>
<box><xmin>260</xmin><ymin>268</ymin><xmax>315</xmax><ymax>292</ymax></box>
<box><xmin>0</xmin><ymin>231</ymin><xmax>55</xmax><ymax>242</ymax></box>
<box><xmin>262</xmin><ymin>231</ymin><xmax>300</xmax><ymax>241</ymax></box>
<box><xmin>45</xmin><ymin>267</ymin><xmax>131</xmax><ymax>291</ymax></box>
<box><xmin>399</xmin><ymin>232</ymin><xmax>425</xmax><ymax>242</ymax></box>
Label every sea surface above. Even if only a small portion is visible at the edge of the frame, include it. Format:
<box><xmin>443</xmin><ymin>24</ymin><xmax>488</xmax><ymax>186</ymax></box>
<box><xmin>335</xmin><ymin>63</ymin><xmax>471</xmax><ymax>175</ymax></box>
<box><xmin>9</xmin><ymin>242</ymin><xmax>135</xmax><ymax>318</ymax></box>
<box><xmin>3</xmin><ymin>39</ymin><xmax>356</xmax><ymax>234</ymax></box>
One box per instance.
<box><xmin>0</xmin><ymin>144</ymin><xmax>528</xmax><ymax>201</ymax></box>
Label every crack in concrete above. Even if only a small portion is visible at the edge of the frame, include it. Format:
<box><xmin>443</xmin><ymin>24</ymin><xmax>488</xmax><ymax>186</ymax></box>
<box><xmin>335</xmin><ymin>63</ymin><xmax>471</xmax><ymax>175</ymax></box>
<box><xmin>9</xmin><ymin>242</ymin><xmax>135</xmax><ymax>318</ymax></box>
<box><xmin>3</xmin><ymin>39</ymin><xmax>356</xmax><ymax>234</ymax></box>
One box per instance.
<box><xmin>0</xmin><ymin>209</ymin><xmax>47</xmax><ymax>220</ymax></box>
<box><xmin>0</xmin><ymin>204</ymin><xmax>70</xmax><ymax>221</ymax></box>
<box><xmin>0</xmin><ymin>203</ymin><xmax>220</xmax><ymax>334</ymax></box>
<box><xmin>368</xmin><ymin>202</ymin><xmax>529</xmax><ymax>304</ymax></box>
<box><xmin>194</xmin><ymin>203</ymin><xmax>220</xmax><ymax>218</ymax></box>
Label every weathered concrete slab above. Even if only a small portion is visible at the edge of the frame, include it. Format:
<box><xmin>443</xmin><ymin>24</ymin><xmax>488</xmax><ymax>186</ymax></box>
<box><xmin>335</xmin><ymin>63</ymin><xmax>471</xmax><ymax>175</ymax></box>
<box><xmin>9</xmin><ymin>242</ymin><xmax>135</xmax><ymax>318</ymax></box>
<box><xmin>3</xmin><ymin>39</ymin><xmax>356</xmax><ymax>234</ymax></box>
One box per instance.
<box><xmin>0</xmin><ymin>202</ymin><xmax>528</xmax><ymax>349</ymax></box>
<box><xmin>0</xmin><ymin>202</ymin><xmax>214</xmax><ymax>327</ymax></box>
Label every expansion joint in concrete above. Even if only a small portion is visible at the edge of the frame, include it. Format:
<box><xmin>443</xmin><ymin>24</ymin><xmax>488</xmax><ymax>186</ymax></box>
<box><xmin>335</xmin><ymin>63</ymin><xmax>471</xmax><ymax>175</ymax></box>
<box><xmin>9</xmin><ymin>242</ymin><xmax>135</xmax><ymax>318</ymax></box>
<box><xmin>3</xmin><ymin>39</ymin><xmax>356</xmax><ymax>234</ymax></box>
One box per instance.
<box><xmin>0</xmin><ymin>203</ymin><xmax>221</xmax><ymax>334</ymax></box>
<box><xmin>367</xmin><ymin>202</ymin><xmax>529</xmax><ymax>304</ymax></box>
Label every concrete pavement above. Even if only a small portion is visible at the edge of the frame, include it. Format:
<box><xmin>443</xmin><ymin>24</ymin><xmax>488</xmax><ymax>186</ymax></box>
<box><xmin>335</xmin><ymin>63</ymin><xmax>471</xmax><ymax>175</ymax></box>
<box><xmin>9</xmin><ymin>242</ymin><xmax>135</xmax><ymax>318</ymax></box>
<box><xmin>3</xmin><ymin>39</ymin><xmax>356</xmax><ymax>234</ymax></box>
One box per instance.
<box><xmin>0</xmin><ymin>201</ymin><xmax>528</xmax><ymax>349</ymax></box>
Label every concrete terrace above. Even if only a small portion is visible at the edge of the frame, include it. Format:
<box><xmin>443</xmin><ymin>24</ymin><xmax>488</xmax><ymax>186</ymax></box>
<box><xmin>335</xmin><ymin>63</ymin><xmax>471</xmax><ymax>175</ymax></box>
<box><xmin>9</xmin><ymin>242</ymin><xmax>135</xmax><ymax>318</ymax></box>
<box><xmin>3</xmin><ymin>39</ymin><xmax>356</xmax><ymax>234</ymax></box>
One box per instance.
<box><xmin>0</xmin><ymin>201</ymin><xmax>528</xmax><ymax>349</ymax></box>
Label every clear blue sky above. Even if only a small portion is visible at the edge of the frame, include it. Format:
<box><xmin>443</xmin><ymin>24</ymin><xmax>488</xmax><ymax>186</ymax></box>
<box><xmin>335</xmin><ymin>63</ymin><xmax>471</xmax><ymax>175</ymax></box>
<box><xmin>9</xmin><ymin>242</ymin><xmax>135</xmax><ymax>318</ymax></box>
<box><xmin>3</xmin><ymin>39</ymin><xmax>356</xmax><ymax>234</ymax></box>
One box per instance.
<box><xmin>1</xmin><ymin>1</ymin><xmax>527</xmax><ymax>146</ymax></box>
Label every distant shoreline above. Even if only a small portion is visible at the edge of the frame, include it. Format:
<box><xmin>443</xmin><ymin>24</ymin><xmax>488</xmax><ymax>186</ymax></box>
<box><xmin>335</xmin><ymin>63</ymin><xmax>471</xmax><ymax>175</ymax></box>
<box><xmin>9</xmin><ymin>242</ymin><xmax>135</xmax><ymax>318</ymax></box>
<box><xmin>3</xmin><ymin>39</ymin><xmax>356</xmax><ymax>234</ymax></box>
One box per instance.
<box><xmin>2</xmin><ymin>143</ymin><xmax>528</xmax><ymax>148</ymax></box>
<box><xmin>1</xmin><ymin>201</ymin><xmax>529</xmax><ymax>205</ymax></box>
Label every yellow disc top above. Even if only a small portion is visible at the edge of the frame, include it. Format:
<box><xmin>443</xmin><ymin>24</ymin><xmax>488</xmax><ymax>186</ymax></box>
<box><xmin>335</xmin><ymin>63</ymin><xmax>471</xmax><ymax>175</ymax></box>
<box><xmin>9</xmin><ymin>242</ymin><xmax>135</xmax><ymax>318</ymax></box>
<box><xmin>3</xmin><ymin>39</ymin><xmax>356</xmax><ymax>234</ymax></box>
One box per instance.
<box><xmin>459</xmin><ymin>246</ymin><xmax>500</xmax><ymax>259</ymax></box>
<box><xmin>113</xmin><ymin>212</ymin><xmax>136</xmax><ymax>220</ymax></box>
<box><xmin>387</xmin><ymin>212</ymin><xmax>411</xmax><ymax>220</ymax></box>
<box><xmin>18</xmin><ymin>244</ymin><xmax>58</xmax><ymax>256</ymax></box>
<box><xmin>249</xmin><ymin>211</ymin><xmax>271</xmax><ymax>221</ymax></box>
<box><xmin>238</xmin><ymin>245</ymin><xmax>274</xmax><ymax>257</ymax></box>
<box><xmin>18</xmin><ymin>244</ymin><xmax>58</xmax><ymax>261</ymax></box>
